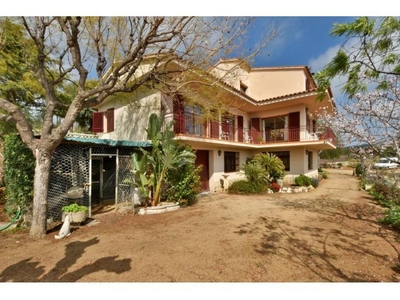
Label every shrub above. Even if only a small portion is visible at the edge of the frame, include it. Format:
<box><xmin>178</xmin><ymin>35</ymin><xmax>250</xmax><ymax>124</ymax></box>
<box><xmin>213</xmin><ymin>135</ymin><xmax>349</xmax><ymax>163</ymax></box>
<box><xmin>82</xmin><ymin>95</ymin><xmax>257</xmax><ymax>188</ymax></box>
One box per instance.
<box><xmin>228</xmin><ymin>180</ymin><xmax>265</xmax><ymax>195</ymax></box>
<box><xmin>252</xmin><ymin>152</ymin><xmax>285</xmax><ymax>181</ymax></box>
<box><xmin>295</xmin><ymin>174</ymin><xmax>312</xmax><ymax>187</ymax></box>
<box><xmin>268</xmin><ymin>182</ymin><xmax>281</xmax><ymax>193</ymax></box>
<box><xmin>240</xmin><ymin>162</ymin><xmax>269</xmax><ymax>185</ymax></box>
<box><xmin>322</xmin><ymin>172</ymin><xmax>328</xmax><ymax>179</ymax></box>
<box><xmin>165</xmin><ymin>164</ymin><xmax>202</xmax><ymax>206</ymax></box>
<box><xmin>355</xmin><ymin>163</ymin><xmax>364</xmax><ymax>176</ymax></box>
<box><xmin>3</xmin><ymin>134</ymin><xmax>35</xmax><ymax>217</ymax></box>
<box><xmin>380</xmin><ymin>207</ymin><xmax>400</xmax><ymax>230</ymax></box>
<box><xmin>368</xmin><ymin>180</ymin><xmax>400</xmax><ymax>208</ymax></box>
<box><xmin>311</xmin><ymin>178</ymin><xmax>319</xmax><ymax>188</ymax></box>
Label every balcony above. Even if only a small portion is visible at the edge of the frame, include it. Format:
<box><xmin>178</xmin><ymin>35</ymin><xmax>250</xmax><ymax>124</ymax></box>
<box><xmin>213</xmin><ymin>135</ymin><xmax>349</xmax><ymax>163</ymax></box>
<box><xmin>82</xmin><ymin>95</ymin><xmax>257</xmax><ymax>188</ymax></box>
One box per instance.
<box><xmin>172</xmin><ymin>114</ymin><xmax>336</xmax><ymax>146</ymax></box>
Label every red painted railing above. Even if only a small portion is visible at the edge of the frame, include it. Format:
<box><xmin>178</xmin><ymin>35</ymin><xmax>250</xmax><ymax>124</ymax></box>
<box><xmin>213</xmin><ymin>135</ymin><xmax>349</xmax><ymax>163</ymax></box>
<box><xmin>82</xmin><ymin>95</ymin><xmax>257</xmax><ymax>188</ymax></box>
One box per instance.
<box><xmin>172</xmin><ymin>114</ymin><xmax>336</xmax><ymax>145</ymax></box>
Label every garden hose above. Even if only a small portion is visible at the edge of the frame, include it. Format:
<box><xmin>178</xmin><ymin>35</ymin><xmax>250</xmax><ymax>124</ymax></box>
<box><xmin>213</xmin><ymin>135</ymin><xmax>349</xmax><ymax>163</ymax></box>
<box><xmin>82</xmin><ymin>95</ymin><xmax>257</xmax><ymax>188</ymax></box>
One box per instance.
<box><xmin>0</xmin><ymin>206</ymin><xmax>21</xmax><ymax>232</ymax></box>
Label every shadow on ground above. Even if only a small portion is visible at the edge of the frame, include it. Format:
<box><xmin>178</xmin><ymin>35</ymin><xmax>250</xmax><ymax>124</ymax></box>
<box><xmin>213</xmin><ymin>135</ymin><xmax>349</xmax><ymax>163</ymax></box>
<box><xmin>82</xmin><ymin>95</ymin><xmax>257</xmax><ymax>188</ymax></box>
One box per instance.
<box><xmin>0</xmin><ymin>237</ymin><xmax>132</xmax><ymax>282</ymax></box>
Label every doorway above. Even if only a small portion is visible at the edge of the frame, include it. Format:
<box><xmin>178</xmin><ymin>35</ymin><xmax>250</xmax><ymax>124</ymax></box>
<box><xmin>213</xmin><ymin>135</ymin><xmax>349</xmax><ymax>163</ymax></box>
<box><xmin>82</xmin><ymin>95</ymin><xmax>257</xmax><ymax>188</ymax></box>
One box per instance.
<box><xmin>195</xmin><ymin>150</ymin><xmax>209</xmax><ymax>191</ymax></box>
<box><xmin>91</xmin><ymin>156</ymin><xmax>117</xmax><ymax>209</ymax></box>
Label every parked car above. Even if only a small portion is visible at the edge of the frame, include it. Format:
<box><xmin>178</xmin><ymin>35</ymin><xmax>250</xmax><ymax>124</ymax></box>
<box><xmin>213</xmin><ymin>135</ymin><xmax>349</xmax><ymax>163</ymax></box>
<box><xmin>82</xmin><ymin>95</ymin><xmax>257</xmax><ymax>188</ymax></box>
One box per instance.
<box><xmin>373</xmin><ymin>157</ymin><xmax>400</xmax><ymax>169</ymax></box>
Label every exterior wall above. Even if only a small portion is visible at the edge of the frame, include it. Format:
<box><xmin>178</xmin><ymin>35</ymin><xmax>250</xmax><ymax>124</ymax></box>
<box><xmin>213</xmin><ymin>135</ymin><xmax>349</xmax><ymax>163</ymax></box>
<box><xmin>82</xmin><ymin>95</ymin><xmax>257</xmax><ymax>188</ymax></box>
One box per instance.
<box><xmin>245</xmin><ymin>69</ymin><xmax>306</xmax><ymax>100</ymax></box>
<box><xmin>96</xmin><ymin>88</ymin><xmax>161</xmax><ymax>141</ymax></box>
<box><xmin>249</xmin><ymin>103</ymin><xmax>306</xmax><ymax>123</ymax></box>
<box><xmin>205</xmin><ymin>147</ymin><xmax>252</xmax><ymax>192</ymax></box>
<box><xmin>210</xmin><ymin>60</ymin><xmax>250</xmax><ymax>90</ymax></box>
<box><xmin>211</xmin><ymin>60</ymin><xmax>308</xmax><ymax>101</ymax></box>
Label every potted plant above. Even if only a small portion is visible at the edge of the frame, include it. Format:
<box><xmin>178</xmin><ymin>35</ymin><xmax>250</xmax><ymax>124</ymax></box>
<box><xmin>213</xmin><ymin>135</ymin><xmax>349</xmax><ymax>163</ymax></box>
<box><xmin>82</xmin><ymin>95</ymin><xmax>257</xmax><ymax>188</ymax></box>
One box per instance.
<box><xmin>61</xmin><ymin>203</ymin><xmax>88</xmax><ymax>223</ymax></box>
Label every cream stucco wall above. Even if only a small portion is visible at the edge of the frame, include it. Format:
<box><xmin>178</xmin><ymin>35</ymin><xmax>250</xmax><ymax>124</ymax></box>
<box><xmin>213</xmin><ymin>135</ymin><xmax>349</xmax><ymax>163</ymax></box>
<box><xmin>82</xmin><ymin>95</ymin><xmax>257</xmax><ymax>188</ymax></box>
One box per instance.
<box><xmin>96</xmin><ymin>88</ymin><xmax>161</xmax><ymax>141</ymax></box>
<box><xmin>244</xmin><ymin>69</ymin><xmax>306</xmax><ymax>100</ymax></box>
<box><xmin>211</xmin><ymin>60</ymin><xmax>309</xmax><ymax>101</ymax></box>
<box><xmin>210</xmin><ymin>61</ymin><xmax>250</xmax><ymax>90</ymax></box>
<box><xmin>205</xmin><ymin>148</ymin><xmax>252</xmax><ymax>192</ymax></box>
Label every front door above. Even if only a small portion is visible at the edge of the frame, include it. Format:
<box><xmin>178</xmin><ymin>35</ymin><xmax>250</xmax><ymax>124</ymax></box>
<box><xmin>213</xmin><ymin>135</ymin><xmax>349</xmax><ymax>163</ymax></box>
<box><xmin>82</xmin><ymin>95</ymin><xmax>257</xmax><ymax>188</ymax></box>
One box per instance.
<box><xmin>195</xmin><ymin>150</ymin><xmax>209</xmax><ymax>191</ymax></box>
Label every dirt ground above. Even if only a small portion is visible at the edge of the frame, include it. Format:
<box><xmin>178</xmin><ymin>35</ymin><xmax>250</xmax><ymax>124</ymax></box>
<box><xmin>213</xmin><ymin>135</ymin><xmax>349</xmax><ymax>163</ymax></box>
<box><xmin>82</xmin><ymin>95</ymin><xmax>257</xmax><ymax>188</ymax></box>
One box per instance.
<box><xmin>0</xmin><ymin>168</ymin><xmax>400</xmax><ymax>284</ymax></box>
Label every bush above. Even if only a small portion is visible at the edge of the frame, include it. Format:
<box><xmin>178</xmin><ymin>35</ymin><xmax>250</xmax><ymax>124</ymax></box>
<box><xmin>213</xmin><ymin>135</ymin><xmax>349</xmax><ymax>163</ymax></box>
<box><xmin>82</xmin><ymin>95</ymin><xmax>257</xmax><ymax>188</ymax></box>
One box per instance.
<box><xmin>322</xmin><ymin>172</ymin><xmax>328</xmax><ymax>179</ymax></box>
<box><xmin>3</xmin><ymin>134</ymin><xmax>35</xmax><ymax>217</ymax></box>
<box><xmin>165</xmin><ymin>164</ymin><xmax>202</xmax><ymax>206</ymax></box>
<box><xmin>228</xmin><ymin>180</ymin><xmax>265</xmax><ymax>195</ymax></box>
<box><xmin>295</xmin><ymin>174</ymin><xmax>312</xmax><ymax>187</ymax></box>
<box><xmin>355</xmin><ymin>163</ymin><xmax>364</xmax><ymax>176</ymax></box>
<box><xmin>268</xmin><ymin>182</ymin><xmax>281</xmax><ymax>193</ymax></box>
<box><xmin>252</xmin><ymin>152</ymin><xmax>285</xmax><ymax>181</ymax></box>
<box><xmin>311</xmin><ymin>178</ymin><xmax>319</xmax><ymax>188</ymax></box>
<box><xmin>240</xmin><ymin>162</ymin><xmax>269</xmax><ymax>185</ymax></box>
<box><xmin>368</xmin><ymin>180</ymin><xmax>400</xmax><ymax>208</ymax></box>
<box><xmin>380</xmin><ymin>207</ymin><xmax>400</xmax><ymax>230</ymax></box>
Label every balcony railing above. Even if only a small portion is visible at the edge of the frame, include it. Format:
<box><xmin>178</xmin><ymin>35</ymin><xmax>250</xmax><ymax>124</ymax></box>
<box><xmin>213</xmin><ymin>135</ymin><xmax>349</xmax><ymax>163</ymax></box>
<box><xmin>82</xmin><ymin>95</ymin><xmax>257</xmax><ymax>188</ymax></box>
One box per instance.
<box><xmin>172</xmin><ymin>114</ymin><xmax>336</xmax><ymax>145</ymax></box>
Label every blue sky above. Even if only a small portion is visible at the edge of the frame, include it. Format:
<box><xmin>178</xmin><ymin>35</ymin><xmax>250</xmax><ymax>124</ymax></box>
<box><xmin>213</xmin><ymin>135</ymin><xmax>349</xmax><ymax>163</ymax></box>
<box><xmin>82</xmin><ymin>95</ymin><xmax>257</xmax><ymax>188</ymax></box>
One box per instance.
<box><xmin>249</xmin><ymin>17</ymin><xmax>354</xmax><ymax>69</ymax></box>
<box><xmin>246</xmin><ymin>16</ymin><xmax>355</xmax><ymax>102</ymax></box>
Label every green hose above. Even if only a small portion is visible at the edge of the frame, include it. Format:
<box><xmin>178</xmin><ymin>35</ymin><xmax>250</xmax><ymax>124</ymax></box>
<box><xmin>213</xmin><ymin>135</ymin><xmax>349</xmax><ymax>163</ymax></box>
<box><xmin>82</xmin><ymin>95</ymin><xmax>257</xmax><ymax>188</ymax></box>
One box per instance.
<box><xmin>0</xmin><ymin>206</ymin><xmax>21</xmax><ymax>232</ymax></box>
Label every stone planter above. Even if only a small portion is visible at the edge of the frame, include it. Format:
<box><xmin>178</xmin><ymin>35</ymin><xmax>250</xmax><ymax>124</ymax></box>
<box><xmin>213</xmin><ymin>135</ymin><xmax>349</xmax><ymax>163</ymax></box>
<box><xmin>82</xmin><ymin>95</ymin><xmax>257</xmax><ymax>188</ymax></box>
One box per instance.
<box><xmin>138</xmin><ymin>202</ymin><xmax>180</xmax><ymax>215</ymax></box>
<box><xmin>62</xmin><ymin>211</ymin><xmax>88</xmax><ymax>223</ymax></box>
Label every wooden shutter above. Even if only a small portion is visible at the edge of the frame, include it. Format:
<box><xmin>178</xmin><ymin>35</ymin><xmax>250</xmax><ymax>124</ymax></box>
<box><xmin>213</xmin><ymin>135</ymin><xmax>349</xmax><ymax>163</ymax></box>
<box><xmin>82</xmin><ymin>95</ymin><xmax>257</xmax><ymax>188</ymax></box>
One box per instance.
<box><xmin>237</xmin><ymin>115</ymin><xmax>244</xmax><ymax>142</ymax></box>
<box><xmin>173</xmin><ymin>96</ymin><xmax>185</xmax><ymax>134</ymax></box>
<box><xmin>92</xmin><ymin>112</ymin><xmax>104</xmax><ymax>133</ymax></box>
<box><xmin>288</xmin><ymin>112</ymin><xmax>300</xmax><ymax>141</ymax></box>
<box><xmin>250</xmin><ymin>118</ymin><xmax>261</xmax><ymax>142</ymax></box>
<box><xmin>106</xmin><ymin>108</ymin><xmax>114</xmax><ymax>132</ymax></box>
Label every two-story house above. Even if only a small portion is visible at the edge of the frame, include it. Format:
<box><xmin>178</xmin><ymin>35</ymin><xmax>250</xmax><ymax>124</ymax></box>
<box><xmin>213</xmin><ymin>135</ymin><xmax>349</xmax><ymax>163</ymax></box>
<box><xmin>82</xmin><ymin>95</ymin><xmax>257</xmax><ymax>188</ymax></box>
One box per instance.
<box><xmin>92</xmin><ymin>57</ymin><xmax>336</xmax><ymax>193</ymax></box>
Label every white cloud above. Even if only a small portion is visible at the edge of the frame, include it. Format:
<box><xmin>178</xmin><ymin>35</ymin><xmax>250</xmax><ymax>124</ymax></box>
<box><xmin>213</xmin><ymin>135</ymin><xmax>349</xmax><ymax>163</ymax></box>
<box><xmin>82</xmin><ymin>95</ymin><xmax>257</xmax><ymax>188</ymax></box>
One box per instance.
<box><xmin>308</xmin><ymin>44</ymin><xmax>341</xmax><ymax>73</ymax></box>
<box><xmin>308</xmin><ymin>44</ymin><xmax>347</xmax><ymax>102</ymax></box>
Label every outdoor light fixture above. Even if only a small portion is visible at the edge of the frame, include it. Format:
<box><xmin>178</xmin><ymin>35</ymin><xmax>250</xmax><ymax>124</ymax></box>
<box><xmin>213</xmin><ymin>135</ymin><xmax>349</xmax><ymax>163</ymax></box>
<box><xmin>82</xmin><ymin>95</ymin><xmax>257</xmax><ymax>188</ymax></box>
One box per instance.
<box><xmin>218</xmin><ymin>150</ymin><xmax>222</xmax><ymax>156</ymax></box>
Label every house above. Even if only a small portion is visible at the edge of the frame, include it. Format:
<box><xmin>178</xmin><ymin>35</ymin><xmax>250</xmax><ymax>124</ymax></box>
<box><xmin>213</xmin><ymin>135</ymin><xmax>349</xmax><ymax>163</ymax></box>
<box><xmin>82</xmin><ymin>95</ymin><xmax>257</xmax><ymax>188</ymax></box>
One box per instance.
<box><xmin>91</xmin><ymin>57</ymin><xmax>336</xmax><ymax>193</ymax></box>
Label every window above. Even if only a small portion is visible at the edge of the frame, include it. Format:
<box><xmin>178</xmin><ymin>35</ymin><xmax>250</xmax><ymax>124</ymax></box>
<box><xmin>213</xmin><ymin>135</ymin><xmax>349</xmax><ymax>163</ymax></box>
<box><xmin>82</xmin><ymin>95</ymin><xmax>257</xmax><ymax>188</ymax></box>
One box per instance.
<box><xmin>263</xmin><ymin>116</ymin><xmax>287</xmax><ymax>141</ymax></box>
<box><xmin>184</xmin><ymin>105</ymin><xmax>204</xmax><ymax>136</ymax></box>
<box><xmin>221</xmin><ymin>114</ymin><xmax>234</xmax><ymax>140</ymax></box>
<box><xmin>224</xmin><ymin>151</ymin><xmax>239</xmax><ymax>172</ymax></box>
<box><xmin>269</xmin><ymin>151</ymin><xmax>290</xmax><ymax>171</ymax></box>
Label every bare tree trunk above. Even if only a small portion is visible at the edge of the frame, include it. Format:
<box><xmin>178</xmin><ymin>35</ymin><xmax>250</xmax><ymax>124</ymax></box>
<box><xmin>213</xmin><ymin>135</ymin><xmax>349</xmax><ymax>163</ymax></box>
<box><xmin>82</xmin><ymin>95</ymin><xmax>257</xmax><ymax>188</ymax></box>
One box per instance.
<box><xmin>29</xmin><ymin>149</ymin><xmax>52</xmax><ymax>239</ymax></box>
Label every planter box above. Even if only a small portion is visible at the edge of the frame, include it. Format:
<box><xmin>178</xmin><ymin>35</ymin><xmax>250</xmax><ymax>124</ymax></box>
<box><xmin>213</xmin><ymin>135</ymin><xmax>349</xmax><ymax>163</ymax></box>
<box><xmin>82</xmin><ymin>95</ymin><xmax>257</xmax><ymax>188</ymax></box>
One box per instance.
<box><xmin>62</xmin><ymin>211</ymin><xmax>88</xmax><ymax>223</ymax></box>
<box><xmin>138</xmin><ymin>202</ymin><xmax>180</xmax><ymax>215</ymax></box>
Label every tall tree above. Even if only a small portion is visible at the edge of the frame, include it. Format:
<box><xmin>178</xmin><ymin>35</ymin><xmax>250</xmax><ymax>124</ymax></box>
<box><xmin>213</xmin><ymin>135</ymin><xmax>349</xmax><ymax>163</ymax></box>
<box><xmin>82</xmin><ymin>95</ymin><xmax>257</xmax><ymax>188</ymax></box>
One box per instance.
<box><xmin>315</xmin><ymin>17</ymin><xmax>400</xmax><ymax>160</ymax></box>
<box><xmin>0</xmin><ymin>17</ymin><xmax>277</xmax><ymax>238</ymax></box>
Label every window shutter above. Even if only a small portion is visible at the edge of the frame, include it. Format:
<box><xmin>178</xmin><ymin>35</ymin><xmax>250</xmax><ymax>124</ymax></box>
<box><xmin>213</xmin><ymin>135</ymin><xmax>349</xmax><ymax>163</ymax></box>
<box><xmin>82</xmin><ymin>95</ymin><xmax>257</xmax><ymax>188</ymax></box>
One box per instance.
<box><xmin>92</xmin><ymin>112</ymin><xmax>104</xmax><ymax>133</ymax></box>
<box><xmin>106</xmin><ymin>108</ymin><xmax>114</xmax><ymax>132</ymax></box>
<box><xmin>250</xmin><ymin>118</ymin><xmax>260</xmax><ymax>141</ymax></box>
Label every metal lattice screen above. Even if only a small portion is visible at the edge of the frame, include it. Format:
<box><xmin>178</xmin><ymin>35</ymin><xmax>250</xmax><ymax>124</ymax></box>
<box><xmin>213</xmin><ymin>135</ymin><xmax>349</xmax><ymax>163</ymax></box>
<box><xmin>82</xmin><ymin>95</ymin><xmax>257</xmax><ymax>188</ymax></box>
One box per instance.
<box><xmin>48</xmin><ymin>143</ymin><xmax>138</xmax><ymax>221</ymax></box>
<box><xmin>48</xmin><ymin>144</ymin><xmax>90</xmax><ymax>221</ymax></box>
<box><xmin>117</xmin><ymin>155</ymin><xmax>134</xmax><ymax>204</ymax></box>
